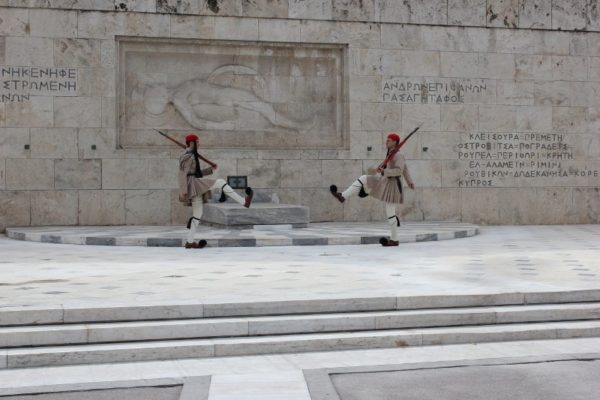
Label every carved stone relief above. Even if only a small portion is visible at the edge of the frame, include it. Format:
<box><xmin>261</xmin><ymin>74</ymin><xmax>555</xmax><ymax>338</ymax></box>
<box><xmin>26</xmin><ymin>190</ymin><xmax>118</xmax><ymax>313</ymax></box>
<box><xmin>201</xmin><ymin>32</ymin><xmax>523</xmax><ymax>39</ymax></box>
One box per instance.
<box><xmin>118</xmin><ymin>39</ymin><xmax>348</xmax><ymax>149</ymax></box>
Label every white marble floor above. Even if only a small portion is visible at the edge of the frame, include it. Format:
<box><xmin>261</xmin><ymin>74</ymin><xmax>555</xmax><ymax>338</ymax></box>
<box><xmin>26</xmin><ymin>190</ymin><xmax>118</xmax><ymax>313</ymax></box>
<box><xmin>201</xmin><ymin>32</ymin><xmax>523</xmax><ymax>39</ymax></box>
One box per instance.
<box><xmin>0</xmin><ymin>225</ymin><xmax>599</xmax><ymax>308</ymax></box>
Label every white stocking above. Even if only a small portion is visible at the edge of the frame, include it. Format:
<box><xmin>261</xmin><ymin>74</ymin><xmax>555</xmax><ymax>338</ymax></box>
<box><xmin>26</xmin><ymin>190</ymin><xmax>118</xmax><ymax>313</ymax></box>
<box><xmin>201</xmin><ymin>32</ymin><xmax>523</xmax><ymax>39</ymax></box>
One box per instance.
<box><xmin>385</xmin><ymin>202</ymin><xmax>399</xmax><ymax>241</ymax></box>
<box><xmin>187</xmin><ymin>198</ymin><xmax>204</xmax><ymax>243</ymax></box>
<box><xmin>342</xmin><ymin>175</ymin><xmax>368</xmax><ymax>200</ymax></box>
<box><xmin>212</xmin><ymin>179</ymin><xmax>245</xmax><ymax>205</ymax></box>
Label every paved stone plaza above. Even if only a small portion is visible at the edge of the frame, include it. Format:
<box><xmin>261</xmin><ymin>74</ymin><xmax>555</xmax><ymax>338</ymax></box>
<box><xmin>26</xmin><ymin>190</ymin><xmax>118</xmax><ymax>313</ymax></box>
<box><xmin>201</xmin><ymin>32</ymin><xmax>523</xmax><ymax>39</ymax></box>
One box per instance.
<box><xmin>1</xmin><ymin>225</ymin><xmax>600</xmax><ymax>398</ymax></box>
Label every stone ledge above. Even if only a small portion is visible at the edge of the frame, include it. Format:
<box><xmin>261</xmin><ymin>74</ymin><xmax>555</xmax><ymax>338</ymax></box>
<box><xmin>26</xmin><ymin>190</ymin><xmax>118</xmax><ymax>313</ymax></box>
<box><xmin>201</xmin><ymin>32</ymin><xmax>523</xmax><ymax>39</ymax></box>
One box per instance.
<box><xmin>5</xmin><ymin>222</ymin><xmax>479</xmax><ymax>248</ymax></box>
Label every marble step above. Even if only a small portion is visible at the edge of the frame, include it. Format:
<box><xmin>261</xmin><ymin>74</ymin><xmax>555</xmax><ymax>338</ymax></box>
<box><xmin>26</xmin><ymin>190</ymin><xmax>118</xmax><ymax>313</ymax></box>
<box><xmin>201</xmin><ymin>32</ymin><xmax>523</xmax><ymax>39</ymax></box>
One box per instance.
<box><xmin>2</xmin><ymin>303</ymin><xmax>600</xmax><ymax>348</ymax></box>
<box><xmin>4</xmin><ymin>320</ymin><xmax>600</xmax><ymax>369</ymax></box>
<box><xmin>4</xmin><ymin>289</ymin><xmax>600</xmax><ymax>326</ymax></box>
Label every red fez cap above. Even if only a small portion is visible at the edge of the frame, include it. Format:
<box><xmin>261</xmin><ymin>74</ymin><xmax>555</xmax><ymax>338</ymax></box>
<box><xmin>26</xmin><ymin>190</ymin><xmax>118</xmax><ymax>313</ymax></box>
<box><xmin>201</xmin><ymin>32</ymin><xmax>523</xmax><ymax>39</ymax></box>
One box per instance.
<box><xmin>185</xmin><ymin>133</ymin><xmax>199</xmax><ymax>143</ymax></box>
<box><xmin>387</xmin><ymin>133</ymin><xmax>401</xmax><ymax>143</ymax></box>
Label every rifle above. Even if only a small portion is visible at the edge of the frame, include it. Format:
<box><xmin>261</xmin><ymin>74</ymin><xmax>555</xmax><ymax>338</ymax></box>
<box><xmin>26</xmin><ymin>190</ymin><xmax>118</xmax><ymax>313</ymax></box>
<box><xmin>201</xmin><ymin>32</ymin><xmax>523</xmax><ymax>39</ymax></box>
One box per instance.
<box><xmin>154</xmin><ymin>129</ymin><xmax>217</xmax><ymax>169</ymax></box>
<box><xmin>377</xmin><ymin>123</ymin><xmax>423</xmax><ymax>171</ymax></box>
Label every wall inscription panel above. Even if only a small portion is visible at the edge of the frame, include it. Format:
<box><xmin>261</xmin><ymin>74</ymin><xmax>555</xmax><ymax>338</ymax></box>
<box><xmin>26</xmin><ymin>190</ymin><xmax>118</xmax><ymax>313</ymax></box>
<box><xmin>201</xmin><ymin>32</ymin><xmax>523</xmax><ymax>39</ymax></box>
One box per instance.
<box><xmin>0</xmin><ymin>66</ymin><xmax>78</xmax><ymax>103</ymax></box>
<box><xmin>455</xmin><ymin>132</ymin><xmax>599</xmax><ymax>187</ymax></box>
<box><xmin>118</xmin><ymin>39</ymin><xmax>348</xmax><ymax>149</ymax></box>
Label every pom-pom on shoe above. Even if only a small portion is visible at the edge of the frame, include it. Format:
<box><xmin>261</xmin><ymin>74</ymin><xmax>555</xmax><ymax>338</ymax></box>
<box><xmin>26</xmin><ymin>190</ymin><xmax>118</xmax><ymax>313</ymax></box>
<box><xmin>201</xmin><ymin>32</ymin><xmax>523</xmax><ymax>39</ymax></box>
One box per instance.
<box><xmin>329</xmin><ymin>185</ymin><xmax>345</xmax><ymax>203</ymax></box>
<box><xmin>244</xmin><ymin>187</ymin><xmax>254</xmax><ymax>208</ymax></box>
<box><xmin>379</xmin><ymin>237</ymin><xmax>399</xmax><ymax>247</ymax></box>
<box><xmin>185</xmin><ymin>240</ymin><xmax>207</xmax><ymax>249</ymax></box>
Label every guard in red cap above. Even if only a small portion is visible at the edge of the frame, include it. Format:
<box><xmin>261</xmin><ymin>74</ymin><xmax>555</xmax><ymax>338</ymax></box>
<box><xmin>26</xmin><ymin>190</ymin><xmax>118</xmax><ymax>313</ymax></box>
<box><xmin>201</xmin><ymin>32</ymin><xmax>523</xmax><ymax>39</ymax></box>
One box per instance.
<box><xmin>178</xmin><ymin>133</ymin><xmax>253</xmax><ymax>248</ymax></box>
<box><xmin>329</xmin><ymin>132</ymin><xmax>415</xmax><ymax>247</ymax></box>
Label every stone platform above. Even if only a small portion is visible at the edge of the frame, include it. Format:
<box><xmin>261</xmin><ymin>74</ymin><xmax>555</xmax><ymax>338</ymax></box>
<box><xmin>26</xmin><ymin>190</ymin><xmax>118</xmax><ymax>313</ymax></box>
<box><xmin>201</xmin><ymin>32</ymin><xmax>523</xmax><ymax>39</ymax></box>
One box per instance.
<box><xmin>5</xmin><ymin>222</ymin><xmax>478</xmax><ymax>247</ymax></box>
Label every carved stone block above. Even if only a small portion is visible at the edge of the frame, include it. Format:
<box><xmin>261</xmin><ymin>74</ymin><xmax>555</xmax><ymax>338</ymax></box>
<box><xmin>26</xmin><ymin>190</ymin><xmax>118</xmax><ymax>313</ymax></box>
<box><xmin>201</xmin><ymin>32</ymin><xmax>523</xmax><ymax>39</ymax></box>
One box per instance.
<box><xmin>448</xmin><ymin>0</ymin><xmax>486</xmax><ymax>26</ymax></box>
<box><xmin>478</xmin><ymin>53</ymin><xmax>516</xmax><ymax>79</ymax></box>
<box><xmin>0</xmin><ymin>158</ymin><xmax>4</xmax><ymax>190</ymax></box>
<box><xmin>300</xmin><ymin>187</ymin><xmax>343</xmax><ymax>222</ymax></box>
<box><xmin>0</xmin><ymin>128</ymin><xmax>29</xmax><ymax>158</ymax></box>
<box><xmin>300</xmin><ymin>20</ymin><xmax>380</xmax><ymax>48</ymax></box>
<box><xmin>199</xmin><ymin>0</ymin><xmax>243</xmax><ymax>16</ymax></box>
<box><xmin>441</xmin><ymin>52</ymin><xmax>480</xmax><ymax>78</ymax></box>
<box><xmin>237</xmin><ymin>159</ymin><xmax>280</xmax><ymax>188</ymax></box>
<box><xmin>441</xmin><ymin>104</ymin><xmax>478</xmax><ymax>132</ymax></box>
<box><xmin>360</xmin><ymin>102</ymin><xmax>402</xmax><ymax>131</ymax></box>
<box><xmin>29</xmin><ymin>9</ymin><xmax>77</xmax><ymax>37</ymax></box>
<box><xmin>551</xmin><ymin>56</ymin><xmax>588</xmax><ymax>81</ymax></box>
<box><xmin>171</xmin><ymin>15</ymin><xmax>216</xmax><ymax>39</ymax></box>
<box><xmin>78</xmin><ymin>190</ymin><xmax>125</xmax><ymax>225</ymax></box>
<box><xmin>78</xmin><ymin>128</ymin><xmax>120</xmax><ymax>159</ymax></box>
<box><xmin>125</xmin><ymin>189</ymin><xmax>171</xmax><ymax>225</ymax></box>
<box><xmin>420</xmin><ymin>188</ymin><xmax>463</xmax><ymax>221</ymax></box>
<box><xmin>408</xmin><ymin>0</ymin><xmax>447</xmax><ymax>25</ymax></box>
<box><xmin>0</xmin><ymin>8</ymin><xmax>28</xmax><ymax>36</ymax></box>
<box><xmin>496</xmin><ymin>80</ymin><xmax>534</xmax><ymax>105</ymax></box>
<box><xmin>31</xmin><ymin>190</ymin><xmax>78</xmax><ymax>226</ymax></box>
<box><xmin>5</xmin><ymin>96</ymin><xmax>53</xmax><ymax>127</ymax></box>
<box><xmin>78</xmin><ymin>68</ymin><xmax>115</xmax><ymax>97</ymax></box>
<box><xmin>0</xmin><ymin>191</ymin><xmax>30</xmax><ymax>231</ymax></box>
<box><xmin>515</xmin><ymin>54</ymin><xmax>552</xmax><ymax>80</ymax></box>
<box><xmin>332</xmin><ymin>0</ymin><xmax>375</xmax><ymax>21</ymax></box>
<box><xmin>242</xmin><ymin>0</ymin><xmax>288</xmax><ymax>18</ymax></box>
<box><xmin>289</xmin><ymin>0</ymin><xmax>332</xmax><ymax>20</ymax></box>
<box><xmin>157</xmin><ymin>0</ymin><xmax>199</xmax><ymax>13</ymax></box>
<box><xmin>281</xmin><ymin>159</ymin><xmax>322</xmax><ymax>188</ymax></box>
<box><xmin>486</xmin><ymin>0</ymin><xmax>518</xmax><ymax>28</ymax></box>
<box><xmin>54</xmin><ymin>39</ymin><xmax>102</xmax><ymax>68</ymax></box>
<box><xmin>516</xmin><ymin>106</ymin><xmax>553</xmax><ymax>132</ymax></box>
<box><xmin>552</xmin><ymin>106</ymin><xmax>587</xmax><ymax>133</ymax></box>
<box><xmin>55</xmin><ymin>159</ymin><xmax>101</xmax><ymax>189</ymax></box>
<box><xmin>102</xmin><ymin>159</ymin><xmax>150</xmax><ymax>189</ymax></box>
<box><xmin>54</xmin><ymin>97</ymin><xmax>101</xmax><ymax>127</ymax></box>
<box><xmin>401</xmin><ymin>104</ymin><xmax>441</xmax><ymax>132</ymax></box>
<box><xmin>375</xmin><ymin>0</ymin><xmax>410</xmax><ymax>23</ymax></box>
<box><xmin>518</xmin><ymin>0</ymin><xmax>552</xmax><ymax>29</ymax></box>
<box><xmin>6</xmin><ymin>159</ymin><xmax>54</xmax><ymax>190</ymax></box>
<box><xmin>31</xmin><ymin>128</ymin><xmax>78</xmax><ymax>159</ymax></box>
<box><xmin>552</xmin><ymin>0</ymin><xmax>587</xmax><ymax>31</ymax></box>
<box><xmin>215</xmin><ymin>17</ymin><xmax>258</xmax><ymax>40</ymax></box>
<box><xmin>380</xmin><ymin>24</ymin><xmax>422</xmax><ymax>50</ymax></box>
<box><xmin>5</xmin><ymin>37</ymin><xmax>54</xmax><ymax>66</ymax></box>
<box><xmin>478</xmin><ymin>105</ymin><xmax>517</xmax><ymax>132</ymax></box>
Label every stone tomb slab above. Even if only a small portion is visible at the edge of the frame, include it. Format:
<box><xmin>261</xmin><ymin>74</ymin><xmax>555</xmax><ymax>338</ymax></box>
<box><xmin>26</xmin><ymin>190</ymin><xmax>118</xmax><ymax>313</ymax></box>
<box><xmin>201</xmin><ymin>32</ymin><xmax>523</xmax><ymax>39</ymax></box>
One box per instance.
<box><xmin>201</xmin><ymin>203</ymin><xmax>310</xmax><ymax>228</ymax></box>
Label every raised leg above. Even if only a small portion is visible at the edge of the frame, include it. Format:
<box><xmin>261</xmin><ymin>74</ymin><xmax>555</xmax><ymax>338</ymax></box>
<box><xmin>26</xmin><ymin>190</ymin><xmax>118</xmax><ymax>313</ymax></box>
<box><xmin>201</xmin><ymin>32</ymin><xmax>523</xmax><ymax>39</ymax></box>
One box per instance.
<box><xmin>330</xmin><ymin>175</ymin><xmax>368</xmax><ymax>203</ymax></box>
<box><xmin>212</xmin><ymin>179</ymin><xmax>253</xmax><ymax>208</ymax></box>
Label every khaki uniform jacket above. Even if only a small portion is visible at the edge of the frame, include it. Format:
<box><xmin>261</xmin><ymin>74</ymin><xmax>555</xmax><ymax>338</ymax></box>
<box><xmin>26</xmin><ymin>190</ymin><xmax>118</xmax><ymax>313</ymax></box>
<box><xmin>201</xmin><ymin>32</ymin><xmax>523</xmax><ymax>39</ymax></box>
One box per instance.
<box><xmin>366</xmin><ymin>153</ymin><xmax>414</xmax><ymax>204</ymax></box>
<box><xmin>178</xmin><ymin>150</ymin><xmax>216</xmax><ymax>206</ymax></box>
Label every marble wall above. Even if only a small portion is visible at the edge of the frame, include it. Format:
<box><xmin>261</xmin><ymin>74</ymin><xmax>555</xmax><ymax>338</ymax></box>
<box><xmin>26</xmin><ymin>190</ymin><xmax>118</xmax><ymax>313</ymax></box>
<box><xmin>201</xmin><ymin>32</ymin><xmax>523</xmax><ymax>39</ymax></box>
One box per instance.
<box><xmin>0</xmin><ymin>1</ymin><xmax>599</xmax><ymax>230</ymax></box>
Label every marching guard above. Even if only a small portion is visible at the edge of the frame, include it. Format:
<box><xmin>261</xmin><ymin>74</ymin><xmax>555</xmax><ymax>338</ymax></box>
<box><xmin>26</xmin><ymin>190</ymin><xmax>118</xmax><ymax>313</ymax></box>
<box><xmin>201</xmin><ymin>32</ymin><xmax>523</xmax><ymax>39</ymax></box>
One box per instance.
<box><xmin>178</xmin><ymin>133</ymin><xmax>253</xmax><ymax>248</ymax></box>
<box><xmin>330</xmin><ymin>131</ymin><xmax>418</xmax><ymax>247</ymax></box>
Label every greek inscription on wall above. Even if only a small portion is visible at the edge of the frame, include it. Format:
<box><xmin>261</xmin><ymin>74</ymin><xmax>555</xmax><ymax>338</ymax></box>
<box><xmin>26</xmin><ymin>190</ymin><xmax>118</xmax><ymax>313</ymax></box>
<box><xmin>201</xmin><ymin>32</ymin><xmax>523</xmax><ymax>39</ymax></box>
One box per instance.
<box><xmin>0</xmin><ymin>66</ymin><xmax>78</xmax><ymax>102</ymax></box>
<box><xmin>382</xmin><ymin>78</ymin><xmax>488</xmax><ymax>104</ymax></box>
<box><xmin>456</xmin><ymin>133</ymin><xmax>599</xmax><ymax>187</ymax></box>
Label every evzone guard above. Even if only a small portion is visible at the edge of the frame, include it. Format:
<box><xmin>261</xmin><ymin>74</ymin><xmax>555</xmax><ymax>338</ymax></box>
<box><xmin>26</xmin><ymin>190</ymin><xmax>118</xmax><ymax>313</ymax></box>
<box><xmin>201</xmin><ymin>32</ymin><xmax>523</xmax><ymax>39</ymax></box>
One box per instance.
<box><xmin>330</xmin><ymin>128</ymin><xmax>420</xmax><ymax>247</ymax></box>
<box><xmin>175</xmin><ymin>132</ymin><xmax>253</xmax><ymax>248</ymax></box>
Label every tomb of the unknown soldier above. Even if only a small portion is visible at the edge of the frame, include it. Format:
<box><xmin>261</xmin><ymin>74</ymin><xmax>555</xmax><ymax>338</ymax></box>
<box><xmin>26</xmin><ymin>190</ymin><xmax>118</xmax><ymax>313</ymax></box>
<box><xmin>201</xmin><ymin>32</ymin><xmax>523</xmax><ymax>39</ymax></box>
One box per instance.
<box><xmin>1</xmin><ymin>1</ymin><xmax>600</xmax><ymax>399</ymax></box>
